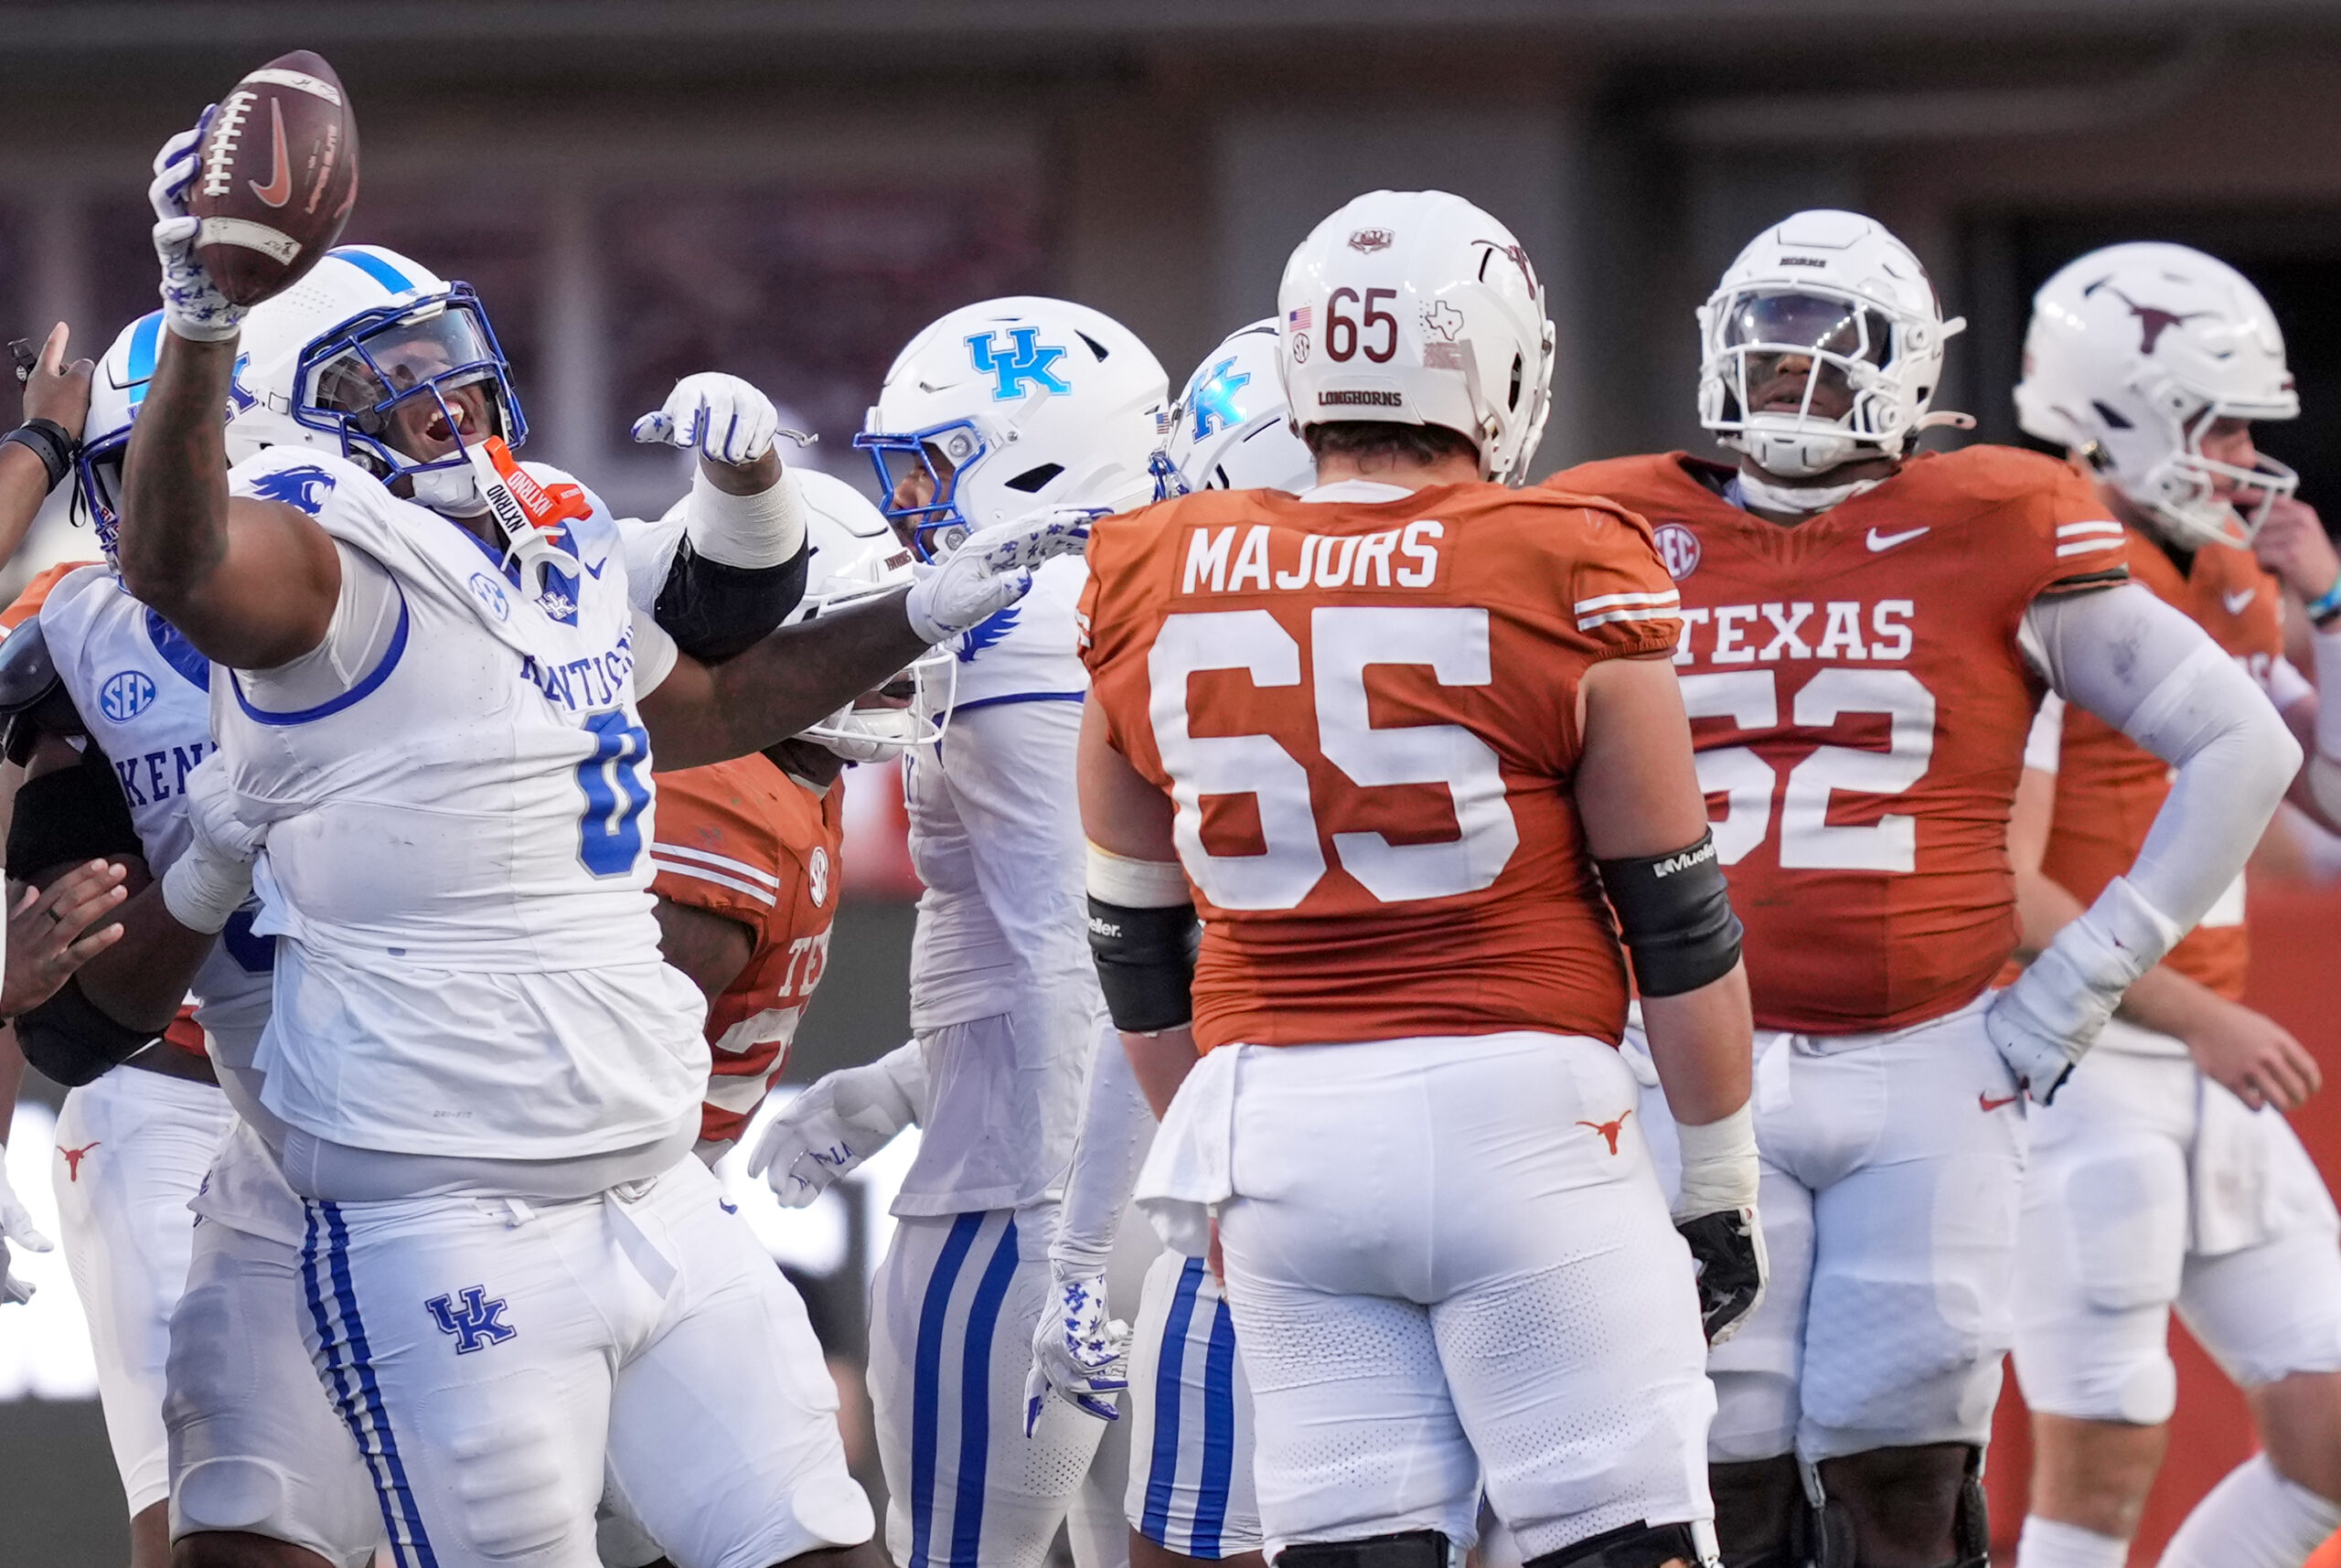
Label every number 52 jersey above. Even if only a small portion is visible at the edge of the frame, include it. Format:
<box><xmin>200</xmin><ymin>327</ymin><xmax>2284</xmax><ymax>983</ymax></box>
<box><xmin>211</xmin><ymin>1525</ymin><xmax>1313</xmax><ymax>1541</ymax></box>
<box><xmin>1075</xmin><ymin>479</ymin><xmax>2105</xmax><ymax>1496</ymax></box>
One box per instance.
<box><xmin>1078</xmin><ymin>480</ymin><xmax>1684</xmax><ymax>1053</ymax></box>
<box><xmin>1547</xmin><ymin>447</ymin><xmax>2128</xmax><ymax>1035</ymax></box>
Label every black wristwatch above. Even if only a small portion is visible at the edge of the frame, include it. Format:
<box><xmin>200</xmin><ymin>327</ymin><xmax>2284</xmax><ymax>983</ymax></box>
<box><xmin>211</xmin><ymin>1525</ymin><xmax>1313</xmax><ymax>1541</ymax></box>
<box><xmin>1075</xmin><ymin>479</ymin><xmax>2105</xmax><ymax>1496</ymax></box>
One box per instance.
<box><xmin>1</xmin><ymin>418</ymin><xmax>75</xmax><ymax>493</ymax></box>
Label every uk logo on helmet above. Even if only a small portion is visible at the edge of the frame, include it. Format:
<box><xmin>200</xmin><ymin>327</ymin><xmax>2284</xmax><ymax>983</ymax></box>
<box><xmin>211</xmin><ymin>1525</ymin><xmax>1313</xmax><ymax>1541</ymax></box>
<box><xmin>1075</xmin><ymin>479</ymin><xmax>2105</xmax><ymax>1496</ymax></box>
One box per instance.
<box><xmin>100</xmin><ymin>669</ymin><xmax>157</xmax><ymax>722</ymax></box>
<box><xmin>1652</xmin><ymin>522</ymin><xmax>1702</xmax><ymax>581</ymax></box>
<box><xmin>1190</xmin><ymin>357</ymin><xmax>1250</xmax><ymax>440</ymax></box>
<box><xmin>966</xmin><ymin>328</ymin><xmax>1071</xmax><ymax>400</ymax></box>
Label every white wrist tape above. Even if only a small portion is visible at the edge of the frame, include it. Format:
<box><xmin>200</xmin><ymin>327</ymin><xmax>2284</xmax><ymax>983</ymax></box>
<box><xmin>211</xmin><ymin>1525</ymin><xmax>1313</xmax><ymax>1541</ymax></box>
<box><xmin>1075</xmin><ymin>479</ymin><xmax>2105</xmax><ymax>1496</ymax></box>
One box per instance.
<box><xmin>1085</xmin><ymin>843</ymin><xmax>1192</xmax><ymax>909</ymax></box>
<box><xmin>1672</xmin><ymin>1102</ymin><xmax>1758</xmax><ymax>1221</ymax></box>
<box><xmin>160</xmin><ymin>849</ymin><xmax>251</xmax><ymax>936</ymax></box>
<box><xmin>2314</xmin><ymin>624</ymin><xmax>2341</xmax><ymax>762</ymax></box>
<box><xmin>686</xmin><ymin>465</ymin><xmax>806</xmax><ymax>570</ymax></box>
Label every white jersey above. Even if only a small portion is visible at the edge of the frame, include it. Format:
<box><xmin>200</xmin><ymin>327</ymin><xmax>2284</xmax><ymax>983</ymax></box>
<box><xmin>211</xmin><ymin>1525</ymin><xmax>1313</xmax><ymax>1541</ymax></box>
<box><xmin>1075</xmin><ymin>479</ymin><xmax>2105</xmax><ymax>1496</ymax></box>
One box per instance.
<box><xmin>213</xmin><ymin>446</ymin><xmax>705</xmax><ymax>1160</ymax></box>
<box><xmin>38</xmin><ymin>566</ymin><xmax>273</xmax><ymax>1065</ymax></box>
<box><xmin>897</xmin><ymin>555</ymin><xmax>1098</xmax><ymax>1214</ymax></box>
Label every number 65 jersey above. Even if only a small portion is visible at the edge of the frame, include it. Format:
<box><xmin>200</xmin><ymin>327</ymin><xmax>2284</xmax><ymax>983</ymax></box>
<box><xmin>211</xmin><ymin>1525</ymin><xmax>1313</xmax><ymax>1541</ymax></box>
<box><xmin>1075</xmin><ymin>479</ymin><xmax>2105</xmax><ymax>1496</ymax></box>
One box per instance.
<box><xmin>1078</xmin><ymin>479</ymin><xmax>1683</xmax><ymax>1053</ymax></box>
<box><xmin>1547</xmin><ymin>447</ymin><xmax>2128</xmax><ymax>1035</ymax></box>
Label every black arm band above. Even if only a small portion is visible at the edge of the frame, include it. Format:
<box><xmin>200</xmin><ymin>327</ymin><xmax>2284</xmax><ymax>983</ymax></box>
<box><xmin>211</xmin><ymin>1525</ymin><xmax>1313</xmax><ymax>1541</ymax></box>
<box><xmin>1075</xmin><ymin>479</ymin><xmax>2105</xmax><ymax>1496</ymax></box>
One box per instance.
<box><xmin>7</xmin><ymin>745</ymin><xmax>139</xmax><ymax>879</ymax></box>
<box><xmin>654</xmin><ymin>535</ymin><xmax>811</xmax><ymax>662</ymax></box>
<box><xmin>1595</xmin><ymin>830</ymin><xmax>1744</xmax><ymax>998</ymax></box>
<box><xmin>18</xmin><ymin>976</ymin><xmax>158</xmax><ymax>1087</ymax></box>
<box><xmin>2</xmin><ymin>418</ymin><xmax>75</xmax><ymax>492</ymax></box>
<box><xmin>1087</xmin><ymin>896</ymin><xmax>1199</xmax><ymax>1032</ymax></box>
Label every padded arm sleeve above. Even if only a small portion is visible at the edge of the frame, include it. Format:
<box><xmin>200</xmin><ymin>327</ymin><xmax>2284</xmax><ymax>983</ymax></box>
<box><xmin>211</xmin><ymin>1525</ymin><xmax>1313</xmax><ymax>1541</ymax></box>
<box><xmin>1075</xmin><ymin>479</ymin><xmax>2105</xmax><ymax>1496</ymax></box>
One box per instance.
<box><xmin>2022</xmin><ymin>583</ymin><xmax>2300</xmax><ymax>939</ymax></box>
<box><xmin>1050</xmin><ymin>1026</ymin><xmax>1157</xmax><ymax>1276</ymax></box>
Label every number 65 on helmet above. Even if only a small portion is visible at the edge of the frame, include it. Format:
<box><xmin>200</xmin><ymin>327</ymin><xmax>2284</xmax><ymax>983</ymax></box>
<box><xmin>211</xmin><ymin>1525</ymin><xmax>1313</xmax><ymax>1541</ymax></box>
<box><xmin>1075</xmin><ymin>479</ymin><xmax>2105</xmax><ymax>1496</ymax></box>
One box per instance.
<box><xmin>1276</xmin><ymin>188</ymin><xmax>1556</xmax><ymax>485</ymax></box>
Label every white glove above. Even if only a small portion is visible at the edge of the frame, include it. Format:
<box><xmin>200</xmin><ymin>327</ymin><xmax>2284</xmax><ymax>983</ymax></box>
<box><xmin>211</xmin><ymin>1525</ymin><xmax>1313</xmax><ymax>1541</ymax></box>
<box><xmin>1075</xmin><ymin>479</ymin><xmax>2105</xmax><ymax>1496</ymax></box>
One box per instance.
<box><xmin>160</xmin><ymin>755</ymin><xmax>264</xmax><ymax>935</ymax></box>
<box><xmin>903</xmin><ymin>506</ymin><xmax>1097</xmax><ymax>645</ymax></box>
<box><xmin>148</xmin><ymin>112</ymin><xmax>245</xmax><ymax>343</ymax></box>
<box><xmin>1987</xmin><ymin>874</ymin><xmax>2182</xmax><ymax>1104</ymax></box>
<box><xmin>0</xmin><ymin>1151</ymin><xmax>53</xmax><ymax>1307</ymax></box>
<box><xmin>1023</xmin><ymin>1271</ymin><xmax>1130</xmax><ymax>1432</ymax></box>
<box><xmin>631</xmin><ymin>374</ymin><xmax>784</xmax><ymax>468</ymax></box>
<box><xmin>746</xmin><ymin>1042</ymin><xmax>927</xmax><ymax>1207</ymax></box>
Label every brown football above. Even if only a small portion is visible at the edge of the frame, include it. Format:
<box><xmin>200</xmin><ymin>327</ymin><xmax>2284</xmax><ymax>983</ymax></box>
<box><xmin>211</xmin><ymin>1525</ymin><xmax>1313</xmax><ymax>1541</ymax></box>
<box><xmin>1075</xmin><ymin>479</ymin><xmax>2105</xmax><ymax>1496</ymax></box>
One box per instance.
<box><xmin>187</xmin><ymin>50</ymin><xmax>359</xmax><ymax>307</ymax></box>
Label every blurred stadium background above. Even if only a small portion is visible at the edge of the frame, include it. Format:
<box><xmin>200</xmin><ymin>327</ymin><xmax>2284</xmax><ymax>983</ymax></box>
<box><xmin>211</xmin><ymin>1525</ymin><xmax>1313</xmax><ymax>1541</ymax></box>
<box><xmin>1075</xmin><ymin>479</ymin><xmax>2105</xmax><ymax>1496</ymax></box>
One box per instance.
<box><xmin>7</xmin><ymin>2</ymin><xmax>2341</xmax><ymax>1561</ymax></box>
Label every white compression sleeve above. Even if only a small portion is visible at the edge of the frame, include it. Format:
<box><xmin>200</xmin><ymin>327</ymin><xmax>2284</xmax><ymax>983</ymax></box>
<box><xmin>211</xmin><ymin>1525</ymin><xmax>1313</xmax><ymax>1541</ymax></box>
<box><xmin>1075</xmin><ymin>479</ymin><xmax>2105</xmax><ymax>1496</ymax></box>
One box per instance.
<box><xmin>238</xmin><ymin>542</ymin><xmax>401</xmax><ymax>708</ymax></box>
<box><xmin>1051</xmin><ymin>1027</ymin><xmax>1158</xmax><ymax>1276</ymax></box>
<box><xmin>2023</xmin><ymin>584</ymin><xmax>2300</xmax><ymax>937</ymax></box>
<box><xmin>683</xmin><ymin>464</ymin><xmax>806</xmax><ymax>571</ymax></box>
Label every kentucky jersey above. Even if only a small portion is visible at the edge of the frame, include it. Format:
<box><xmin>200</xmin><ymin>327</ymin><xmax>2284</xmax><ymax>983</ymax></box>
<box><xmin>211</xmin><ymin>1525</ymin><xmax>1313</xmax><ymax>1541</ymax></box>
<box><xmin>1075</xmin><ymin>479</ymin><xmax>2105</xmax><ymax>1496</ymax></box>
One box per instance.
<box><xmin>212</xmin><ymin>445</ymin><xmax>705</xmax><ymax>1159</ymax></box>
<box><xmin>2045</xmin><ymin>523</ymin><xmax>2282</xmax><ymax>1003</ymax></box>
<box><xmin>1549</xmin><ymin>447</ymin><xmax>2129</xmax><ymax>1034</ymax></box>
<box><xmin>38</xmin><ymin>566</ymin><xmax>275</xmax><ymax>1065</ymax></box>
<box><xmin>1079</xmin><ymin>481</ymin><xmax>1683</xmax><ymax>1052</ymax></box>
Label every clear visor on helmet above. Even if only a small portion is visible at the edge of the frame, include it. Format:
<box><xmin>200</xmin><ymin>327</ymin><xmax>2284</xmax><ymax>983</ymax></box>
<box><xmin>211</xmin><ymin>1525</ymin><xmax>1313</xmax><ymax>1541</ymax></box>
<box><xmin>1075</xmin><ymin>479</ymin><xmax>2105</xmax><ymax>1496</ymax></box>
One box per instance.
<box><xmin>297</xmin><ymin>290</ymin><xmax>522</xmax><ymax>479</ymax></box>
<box><xmin>853</xmin><ymin>420</ymin><xmax>988</xmax><ymax>561</ymax></box>
<box><xmin>1715</xmin><ymin>288</ymin><xmax>1894</xmax><ymax>430</ymax></box>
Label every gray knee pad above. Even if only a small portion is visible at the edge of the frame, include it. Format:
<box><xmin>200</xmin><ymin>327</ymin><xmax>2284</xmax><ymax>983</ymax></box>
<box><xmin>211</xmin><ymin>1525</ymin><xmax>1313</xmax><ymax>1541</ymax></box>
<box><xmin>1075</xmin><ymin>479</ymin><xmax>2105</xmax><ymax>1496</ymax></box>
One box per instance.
<box><xmin>1277</xmin><ymin>1530</ymin><xmax>1451</xmax><ymax>1568</ymax></box>
<box><xmin>1523</xmin><ymin>1519</ymin><xmax>1718</xmax><ymax>1568</ymax></box>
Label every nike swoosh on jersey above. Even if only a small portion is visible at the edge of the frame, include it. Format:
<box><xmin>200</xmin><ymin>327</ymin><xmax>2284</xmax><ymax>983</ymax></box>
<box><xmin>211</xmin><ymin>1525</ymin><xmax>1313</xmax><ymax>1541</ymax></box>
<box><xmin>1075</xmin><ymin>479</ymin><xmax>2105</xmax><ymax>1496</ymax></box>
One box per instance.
<box><xmin>2224</xmin><ymin>587</ymin><xmax>2258</xmax><ymax>615</ymax></box>
<box><xmin>1978</xmin><ymin>1092</ymin><xmax>2020</xmax><ymax>1113</ymax></box>
<box><xmin>583</xmin><ymin>557</ymin><xmax>608</xmax><ymax>580</ymax></box>
<box><xmin>1865</xmin><ymin>525</ymin><xmax>1929</xmax><ymax>552</ymax></box>
<box><xmin>248</xmin><ymin>100</ymin><xmax>294</xmax><ymax>208</ymax></box>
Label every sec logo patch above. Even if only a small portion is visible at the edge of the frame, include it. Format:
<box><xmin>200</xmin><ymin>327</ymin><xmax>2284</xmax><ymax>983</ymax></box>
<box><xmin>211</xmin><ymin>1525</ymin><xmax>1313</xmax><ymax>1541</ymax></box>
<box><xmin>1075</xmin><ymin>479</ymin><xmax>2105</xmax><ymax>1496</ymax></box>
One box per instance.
<box><xmin>468</xmin><ymin>572</ymin><xmax>510</xmax><ymax>621</ymax></box>
<box><xmin>807</xmin><ymin>846</ymin><xmax>830</xmax><ymax>909</ymax></box>
<box><xmin>100</xmin><ymin>669</ymin><xmax>156</xmax><ymax>722</ymax></box>
<box><xmin>1652</xmin><ymin>522</ymin><xmax>1701</xmax><ymax>581</ymax></box>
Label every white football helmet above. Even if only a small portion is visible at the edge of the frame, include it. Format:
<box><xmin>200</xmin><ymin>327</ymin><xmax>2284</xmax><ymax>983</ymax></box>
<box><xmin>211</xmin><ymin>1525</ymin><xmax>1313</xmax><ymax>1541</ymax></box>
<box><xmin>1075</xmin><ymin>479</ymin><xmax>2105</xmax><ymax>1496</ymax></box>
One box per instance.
<box><xmin>855</xmin><ymin>297</ymin><xmax>1170</xmax><ymax>561</ymax></box>
<box><xmin>786</xmin><ymin>469</ymin><xmax>950</xmax><ymax>762</ymax></box>
<box><xmin>1697</xmin><ymin>209</ymin><xmax>1969</xmax><ymax>479</ymax></box>
<box><xmin>1162</xmin><ymin>319</ymin><xmax>1315</xmax><ymax>494</ymax></box>
<box><xmin>230</xmin><ymin>244</ymin><xmax>527</xmax><ymax>517</ymax></box>
<box><xmin>77</xmin><ymin>310</ymin><xmax>266</xmax><ymax>561</ymax></box>
<box><xmin>2015</xmin><ymin>241</ymin><xmax>2298</xmax><ymax>550</ymax></box>
<box><xmin>1277</xmin><ymin>189</ymin><xmax>1555</xmax><ymax>484</ymax></box>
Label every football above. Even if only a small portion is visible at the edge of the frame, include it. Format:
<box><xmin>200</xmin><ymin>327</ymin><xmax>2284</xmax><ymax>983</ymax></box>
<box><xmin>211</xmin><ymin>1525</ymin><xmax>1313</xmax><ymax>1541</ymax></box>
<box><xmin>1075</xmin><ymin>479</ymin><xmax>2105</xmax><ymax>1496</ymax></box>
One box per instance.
<box><xmin>187</xmin><ymin>49</ymin><xmax>359</xmax><ymax>306</ymax></box>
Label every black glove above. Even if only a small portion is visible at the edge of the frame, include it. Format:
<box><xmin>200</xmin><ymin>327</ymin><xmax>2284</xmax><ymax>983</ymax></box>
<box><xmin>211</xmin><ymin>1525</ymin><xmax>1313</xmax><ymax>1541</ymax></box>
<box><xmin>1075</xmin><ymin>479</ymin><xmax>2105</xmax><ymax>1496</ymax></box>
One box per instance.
<box><xmin>1677</xmin><ymin>1206</ymin><xmax>1768</xmax><ymax>1347</ymax></box>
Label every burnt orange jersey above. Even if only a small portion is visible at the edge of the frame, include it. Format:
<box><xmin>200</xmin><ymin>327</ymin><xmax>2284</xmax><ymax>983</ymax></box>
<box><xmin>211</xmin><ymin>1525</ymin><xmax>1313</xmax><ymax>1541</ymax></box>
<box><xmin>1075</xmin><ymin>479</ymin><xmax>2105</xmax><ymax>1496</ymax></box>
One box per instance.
<box><xmin>1</xmin><ymin>560</ymin><xmax>102</xmax><ymax>631</ymax></box>
<box><xmin>1548</xmin><ymin>448</ymin><xmax>2129</xmax><ymax>1034</ymax></box>
<box><xmin>1079</xmin><ymin>481</ymin><xmax>1682</xmax><ymax>1052</ymax></box>
<box><xmin>2043</xmin><ymin>525</ymin><xmax>2279</xmax><ymax>1001</ymax></box>
<box><xmin>650</xmin><ymin>756</ymin><xmax>845</xmax><ymax>1144</ymax></box>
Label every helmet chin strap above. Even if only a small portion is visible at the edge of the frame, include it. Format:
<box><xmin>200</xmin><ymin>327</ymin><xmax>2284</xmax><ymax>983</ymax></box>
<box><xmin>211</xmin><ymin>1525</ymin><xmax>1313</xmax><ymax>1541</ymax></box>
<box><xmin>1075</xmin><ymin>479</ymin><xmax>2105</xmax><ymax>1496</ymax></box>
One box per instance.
<box><xmin>411</xmin><ymin>461</ymin><xmax>489</xmax><ymax>518</ymax></box>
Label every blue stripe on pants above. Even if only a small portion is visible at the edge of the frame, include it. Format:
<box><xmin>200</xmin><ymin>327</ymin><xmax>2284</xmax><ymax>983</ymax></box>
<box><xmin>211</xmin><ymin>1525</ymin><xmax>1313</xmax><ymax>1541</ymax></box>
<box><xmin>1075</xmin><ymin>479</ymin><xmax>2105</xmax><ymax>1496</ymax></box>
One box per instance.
<box><xmin>911</xmin><ymin>1212</ymin><xmax>985</xmax><ymax>1568</ymax></box>
<box><xmin>302</xmin><ymin>1208</ymin><xmax>406</xmax><ymax>1563</ymax></box>
<box><xmin>950</xmin><ymin>1217</ymin><xmax>1021</xmax><ymax>1568</ymax></box>
<box><xmin>1192</xmin><ymin>1294</ymin><xmax>1239</xmax><ymax>1555</ymax></box>
<box><xmin>1143</xmin><ymin>1257</ymin><xmax>1207</xmax><ymax>1543</ymax></box>
<box><xmin>308</xmin><ymin>1204</ymin><xmax>440</xmax><ymax>1568</ymax></box>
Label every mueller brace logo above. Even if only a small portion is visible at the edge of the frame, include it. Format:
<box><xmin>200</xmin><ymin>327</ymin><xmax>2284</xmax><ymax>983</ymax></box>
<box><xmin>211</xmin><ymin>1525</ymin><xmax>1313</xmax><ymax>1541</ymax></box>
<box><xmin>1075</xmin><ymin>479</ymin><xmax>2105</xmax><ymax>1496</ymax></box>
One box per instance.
<box><xmin>1652</xmin><ymin>840</ymin><xmax>1718</xmax><ymax>878</ymax></box>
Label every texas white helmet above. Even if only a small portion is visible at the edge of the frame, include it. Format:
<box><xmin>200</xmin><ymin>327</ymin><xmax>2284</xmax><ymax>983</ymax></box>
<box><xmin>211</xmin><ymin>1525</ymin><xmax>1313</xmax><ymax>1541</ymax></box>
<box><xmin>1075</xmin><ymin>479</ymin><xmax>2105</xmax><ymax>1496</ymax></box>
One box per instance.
<box><xmin>1277</xmin><ymin>189</ymin><xmax>1554</xmax><ymax>484</ymax></box>
<box><xmin>230</xmin><ymin>244</ymin><xmax>526</xmax><ymax>517</ymax></box>
<box><xmin>1162</xmin><ymin>319</ymin><xmax>1315</xmax><ymax>494</ymax></box>
<box><xmin>855</xmin><ymin>297</ymin><xmax>1169</xmax><ymax>561</ymax></box>
<box><xmin>1697</xmin><ymin>209</ymin><xmax>1968</xmax><ymax>479</ymax></box>
<box><xmin>2015</xmin><ymin>242</ymin><xmax>2298</xmax><ymax>550</ymax></box>
<box><xmin>77</xmin><ymin>310</ymin><xmax>265</xmax><ymax>561</ymax></box>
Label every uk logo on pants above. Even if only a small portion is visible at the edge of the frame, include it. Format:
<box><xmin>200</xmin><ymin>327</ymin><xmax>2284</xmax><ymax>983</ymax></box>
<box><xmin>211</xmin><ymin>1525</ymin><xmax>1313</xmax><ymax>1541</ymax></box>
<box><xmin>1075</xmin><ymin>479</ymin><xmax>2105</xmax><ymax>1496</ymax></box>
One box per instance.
<box><xmin>426</xmin><ymin>1286</ymin><xmax>518</xmax><ymax>1353</ymax></box>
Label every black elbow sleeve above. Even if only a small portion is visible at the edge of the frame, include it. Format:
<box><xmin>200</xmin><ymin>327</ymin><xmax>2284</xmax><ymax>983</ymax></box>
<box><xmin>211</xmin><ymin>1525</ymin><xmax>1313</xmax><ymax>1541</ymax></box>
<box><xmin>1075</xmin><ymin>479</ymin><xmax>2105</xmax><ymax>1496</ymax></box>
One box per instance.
<box><xmin>18</xmin><ymin>978</ymin><xmax>158</xmax><ymax>1087</ymax></box>
<box><xmin>654</xmin><ymin>536</ymin><xmax>811</xmax><ymax>662</ymax></box>
<box><xmin>1087</xmin><ymin>897</ymin><xmax>1198</xmax><ymax>1033</ymax></box>
<box><xmin>1596</xmin><ymin>830</ymin><xmax>1744</xmax><ymax>998</ymax></box>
